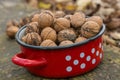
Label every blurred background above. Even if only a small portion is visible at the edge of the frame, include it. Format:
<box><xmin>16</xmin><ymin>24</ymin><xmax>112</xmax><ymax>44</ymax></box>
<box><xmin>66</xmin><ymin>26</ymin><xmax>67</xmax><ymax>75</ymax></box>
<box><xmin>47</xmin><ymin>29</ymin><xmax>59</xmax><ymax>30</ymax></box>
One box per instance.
<box><xmin>3</xmin><ymin>0</ymin><xmax>120</xmax><ymax>48</ymax></box>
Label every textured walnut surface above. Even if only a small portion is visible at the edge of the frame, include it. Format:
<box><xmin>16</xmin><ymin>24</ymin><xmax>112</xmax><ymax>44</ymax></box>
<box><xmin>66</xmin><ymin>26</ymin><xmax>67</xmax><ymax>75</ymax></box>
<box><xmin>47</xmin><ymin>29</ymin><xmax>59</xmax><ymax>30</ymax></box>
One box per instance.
<box><xmin>86</xmin><ymin>16</ymin><xmax>103</xmax><ymax>27</ymax></box>
<box><xmin>54</xmin><ymin>18</ymin><xmax>70</xmax><ymax>32</ymax></box>
<box><xmin>22</xmin><ymin>32</ymin><xmax>42</xmax><ymax>46</ymax></box>
<box><xmin>54</xmin><ymin>11</ymin><xmax>66</xmax><ymax>18</ymax></box>
<box><xmin>59</xmin><ymin>40</ymin><xmax>73</xmax><ymax>46</ymax></box>
<box><xmin>40</xmin><ymin>39</ymin><xmax>57</xmax><ymax>47</ymax></box>
<box><xmin>75</xmin><ymin>37</ymin><xmax>87</xmax><ymax>43</ymax></box>
<box><xmin>41</xmin><ymin>27</ymin><xmax>57</xmax><ymax>41</ymax></box>
<box><xmin>58</xmin><ymin>29</ymin><xmax>77</xmax><ymax>42</ymax></box>
<box><xmin>71</xmin><ymin>12</ymin><xmax>86</xmax><ymax>28</ymax></box>
<box><xmin>81</xmin><ymin>21</ymin><xmax>101</xmax><ymax>38</ymax></box>
<box><xmin>38</xmin><ymin>10</ymin><xmax>54</xmax><ymax>28</ymax></box>
<box><xmin>25</xmin><ymin>22</ymin><xmax>39</xmax><ymax>34</ymax></box>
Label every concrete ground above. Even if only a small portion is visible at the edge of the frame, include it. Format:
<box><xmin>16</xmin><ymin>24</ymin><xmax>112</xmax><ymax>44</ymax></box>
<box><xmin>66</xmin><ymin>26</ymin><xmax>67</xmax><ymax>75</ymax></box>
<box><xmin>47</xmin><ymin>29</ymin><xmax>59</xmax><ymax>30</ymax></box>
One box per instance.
<box><xmin>0</xmin><ymin>0</ymin><xmax>120</xmax><ymax>80</ymax></box>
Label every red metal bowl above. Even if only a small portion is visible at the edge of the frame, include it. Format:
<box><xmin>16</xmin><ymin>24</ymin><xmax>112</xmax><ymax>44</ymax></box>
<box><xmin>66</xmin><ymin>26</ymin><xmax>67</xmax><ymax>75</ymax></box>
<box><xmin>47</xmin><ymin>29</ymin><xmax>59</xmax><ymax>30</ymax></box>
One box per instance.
<box><xmin>12</xmin><ymin>25</ymin><xmax>105</xmax><ymax>78</ymax></box>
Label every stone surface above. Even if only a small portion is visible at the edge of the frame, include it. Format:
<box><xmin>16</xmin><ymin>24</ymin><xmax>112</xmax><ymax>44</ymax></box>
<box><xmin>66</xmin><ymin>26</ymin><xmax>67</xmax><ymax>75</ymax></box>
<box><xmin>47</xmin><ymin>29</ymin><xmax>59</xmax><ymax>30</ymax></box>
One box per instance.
<box><xmin>0</xmin><ymin>0</ymin><xmax>120</xmax><ymax>80</ymax></box>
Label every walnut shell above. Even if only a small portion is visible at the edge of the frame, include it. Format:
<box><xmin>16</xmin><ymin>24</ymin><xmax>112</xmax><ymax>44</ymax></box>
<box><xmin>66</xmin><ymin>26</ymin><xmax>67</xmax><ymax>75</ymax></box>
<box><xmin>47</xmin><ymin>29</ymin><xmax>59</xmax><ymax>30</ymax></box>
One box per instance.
<box><xmin>54</xmin><ymin>11</ymin><xmax>65</xmax><ymax>18</ymax></box>
<box><xmin>31</xmin><ymin>14</ymin><xmax>40</xmax><ymax>22</ymax></box>
<box><xmin>38</xmin><ymin>10</ymin><xmax>54</xmax><ymax>28</ymax></box>
<box><xmin>81</xmin><ymin>21</ymin><xmax>101</xmax><ymax>38</ymax></box>
<box><xmin>75</xmin><ymin>37</ymin><xmax>87</xmax><ymax>43</ymax></box>
<box><xmin>59</xmin><ymin>40</ymin><xmax>73</xmax><ymax>46</ymax></box>
<box><xmin>58</xmin><ymin>29</ymin><xmax>77</xmax><ymax>42</ymax></box>
<box><xmin>106</xmin><ymin>18</ymin><xmax>120</xmax><ymax>29</ymax></box>
<box><xmin>21</xmin><ymin>32</ymin><xmax>42</xmax><ymax>46</ymax></box>
<box><xmin>25</xmin><ymin>22</ymin><xmax>40</xmax><ymax>34</ymax></box>
<box><xmin>6</xmin><ymin>26</ymin><xmax>19</xmax><ymax>38</ymax></box>
<box><xmin>54</xmin><ymin>18</ymin><xmax>70</xmax><ymax>32</ymax></box>
<box><xmin>86</xmin><ymin>16</ymin><xmax>103</xmax><ymax>27</ymax></box>
<box><xmin>41</xmin><ymin>27</ymin><xmax>57</xmax><ymax>42</ymax></box>
<box><xmin>19</xmin><ymin>16</ymin><xmax>31</xmax><ymax>27</ymax></box>
<box><xmin>71</xmin><ymin>12</ymin><xmax>86</xmax><ymax>28</ymax></box>
<box><xmin>6</xmin><ymin>20</ymin><xmax>19</xmax><ymax>28</ymax></box>
<box><xmin>64</xmin><ymin>14</ymin><xmax>72</xmax><ymax>21</ymax></box>
<box><xmin>40</xmin><ymin>39</ymin><xmax>57</xmax><ymax>47</ymax></box>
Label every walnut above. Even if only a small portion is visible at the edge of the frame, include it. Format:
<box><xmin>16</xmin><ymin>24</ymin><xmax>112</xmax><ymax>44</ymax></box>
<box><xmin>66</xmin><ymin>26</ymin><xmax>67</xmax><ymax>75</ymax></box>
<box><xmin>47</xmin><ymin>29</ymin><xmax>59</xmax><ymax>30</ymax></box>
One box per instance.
<box><xmin>54</xmin><ymin>18</ymin><xmax>70</xmax><ymax>32</ymax></box>
<box><xmin>71</xmin><ymin>12</ymin><xmax>86</xmax><ymax>28</ymax></box>
<box><xmin>6</xmin><ymin>26</ymin><xmax>19</xmax><ymax>38</ymax></box>
<box><xmin>19</xmin><ymin>16</ymin><xmax>31</xmax><ymax>27</ymax></box>
<box><xmin>21</xmin><ymin>32</ymin><xmax>42</xmax><ymax>46</ymax></box>
<box><xmin>59</xmin><ymin>40</ymin><xmax>73</xmax><ymax>46</ymax></box>
<box><xmin>54</xmin><ymin>11</ymin><xmax>65</xmax><ymax>18</ymax></box>
<box><xmin>31</xmin><ymin>14</ymin><xmax>40</xmax><ymax>22</ymax></box>
<box><xmin>75</xmin><ymin>27</ymin><xmax>81</xmax><ymax>36</ymax></box>
<box><xmin>38</xmin><ymin>10</ymin><xmax>54</xmax><ymax>29</ymax></box>
<box><xmin>86</xmin><ymin>16</ymin><xmax>103</xmax><ymax>27</ymax></box>
<box><xmin>41</xmin><ymin>27</ymin><xmax>57</xmax><ymax>42</ymax></box>
<box><xmin>75</xmin><ymin>37</ymin><xmax>87</xmax><ymax>43</ymax></box>
<box><xmin>81</xmin><ymin>21</ymin><xmax>101</xmax><ymax>38</ymax></box>
<box><xmin>106</xmin><ymin>18</ymin><xmax>120</xmax><ymax>29</ymax></box>
<box><xmin>40</xmin><ymin>39</ymin><xmax>57</xmax><ymax>47</ymax></box>
<box><xmin>64</xmin><ymin>14</ymin><xmax>72</xmax><ymax>21</ymax></box>
<box><xmin>6</xmin><ymin>20</ymin><xmax>19</xmax><ymax>28</ymax></box>
<box><xmin>25</xmin><ymin>22</ymin><xmax>40</xmax><ymax>34</ymax></box>
<box><xmin>58</xmin><ymin>29</ymin><xmax>76</xmax><ymax>42</ymax></box>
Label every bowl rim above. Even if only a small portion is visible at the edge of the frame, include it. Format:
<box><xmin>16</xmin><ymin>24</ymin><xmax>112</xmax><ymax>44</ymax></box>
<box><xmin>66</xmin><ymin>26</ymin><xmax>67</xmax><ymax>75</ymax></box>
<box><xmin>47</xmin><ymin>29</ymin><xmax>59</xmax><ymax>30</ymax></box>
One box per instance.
<box><xmin>15</xmin><ymin>24</ymin><xmax>105</xmax><ymax>50</ymax></box>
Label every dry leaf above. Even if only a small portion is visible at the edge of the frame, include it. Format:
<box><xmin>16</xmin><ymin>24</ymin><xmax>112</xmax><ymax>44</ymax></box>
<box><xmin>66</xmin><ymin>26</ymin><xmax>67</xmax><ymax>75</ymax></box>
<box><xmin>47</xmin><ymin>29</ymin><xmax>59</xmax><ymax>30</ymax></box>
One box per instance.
<box><xmin>95</xmin><ymin>7</ymin><xmax>115</xmax><ymax>19</ymax></box>
<box><xmin>76</xmin><ymin>0</ymin><xmax>92</xmax><ymax>11</ymax></box>
<box><xmin>38</xmin><ymin>2</ymin><xmax>51</xmax><ymax>9</ymax></box>
<box><xmin>110</xmin><ymin>32</ymin><xmax>120</xmax><ymax>40</ymax></box>
<box><xmin>103</xmin><ymin>34</ymin><xmax>117</xmax><ymax>46</ymax></box>
<box><xmin>65</xmin><ymin>2</ymin><xmax>77</xmax><ymax>11</ymax></box>
<box><xmin>56</xmin><ymin>3</ymin><xmax>64</xmax><ymax>10</ymax></box>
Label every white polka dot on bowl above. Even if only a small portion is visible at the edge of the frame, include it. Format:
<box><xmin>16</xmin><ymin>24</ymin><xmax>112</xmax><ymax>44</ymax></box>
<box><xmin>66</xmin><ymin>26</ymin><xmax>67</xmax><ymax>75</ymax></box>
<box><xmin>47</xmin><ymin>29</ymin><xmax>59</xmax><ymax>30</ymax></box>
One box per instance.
<box><xmin>96</xmin><ymin>51</ymin><xmax>99</xmax><ymax>56</ymax></box>
<box><xmin>66</xmin><ymin>66</ymin><xmax>72</xmax><ymax>72</ymax></box>
<box><xmin>86</xmin><ymin>55</ymin><xmax>91</xmax><ymax>61</ymax></box>
<box><xmin>73</xmin><ymin>59</ymin><xmax>79</xmax><ymax>65</ymax></box>
<box><xmin>80</xmin><ymin>63</ymin><xmax>86</xmax><ymax>69</ymax></box>
<box><xmin>80</xmin><ymin>52</ymin><xmax>85</xmax><ymax>58</ymax></box>
<box><xmin>99</xmin><ymin>43</ymin><xmax>102</xmax><ymax>48</ymax></box>
<box><xmin>65</xmin><ymin>55</ymin><xmax>71</xmax><ymax>61</ymax></box>
<box><xmin>92</xmin><ymin>58</ymin><xmax>96</xmax><ymax>64</ymax></box>
<box><xmin>91</xmin><ymin>48</ymin><xmax>95</xmax><ymax>54</ymax></box>
<box><xmin>100</xmin><ymin>53</ymin><xmax>102</xmax><ymax>59</ymax></box>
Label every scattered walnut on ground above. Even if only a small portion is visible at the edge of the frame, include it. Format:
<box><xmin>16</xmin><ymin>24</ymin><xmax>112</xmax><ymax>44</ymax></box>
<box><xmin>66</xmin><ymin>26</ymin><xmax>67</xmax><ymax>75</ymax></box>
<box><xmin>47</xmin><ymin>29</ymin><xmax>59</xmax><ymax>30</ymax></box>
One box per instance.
<box><xmin>6</xmin><ymin>26</ymin><xmax>19</xmax><ymax>39</ymax></box>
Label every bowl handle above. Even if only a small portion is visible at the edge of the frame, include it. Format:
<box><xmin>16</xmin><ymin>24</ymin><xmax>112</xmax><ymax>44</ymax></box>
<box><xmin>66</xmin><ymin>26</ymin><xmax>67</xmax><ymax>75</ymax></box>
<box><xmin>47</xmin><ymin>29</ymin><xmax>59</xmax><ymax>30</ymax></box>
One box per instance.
<box><xmin>12</xmin><ymin>53</ymin><xmax>47</xmax><ymax>67</ymax></box>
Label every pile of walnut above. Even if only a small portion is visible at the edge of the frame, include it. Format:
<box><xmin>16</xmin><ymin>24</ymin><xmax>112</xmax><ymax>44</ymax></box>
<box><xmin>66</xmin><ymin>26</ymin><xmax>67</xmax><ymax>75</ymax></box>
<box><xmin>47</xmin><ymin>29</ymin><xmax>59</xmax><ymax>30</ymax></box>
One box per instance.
<box><xmin>7</xmin><ymin>10</ymin><xmax>103</xmax><ymax>47</ymax></box>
